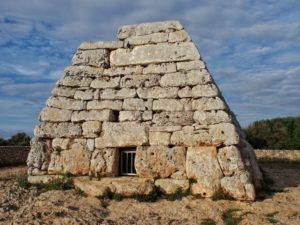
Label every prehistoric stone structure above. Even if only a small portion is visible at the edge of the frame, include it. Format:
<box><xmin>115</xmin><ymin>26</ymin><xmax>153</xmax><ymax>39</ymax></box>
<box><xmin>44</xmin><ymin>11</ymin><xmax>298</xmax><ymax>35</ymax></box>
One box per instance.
<box><xmin>27</xmin><ymin>21</ymin><xmax>262</xmax><ymax>200</ymax></box>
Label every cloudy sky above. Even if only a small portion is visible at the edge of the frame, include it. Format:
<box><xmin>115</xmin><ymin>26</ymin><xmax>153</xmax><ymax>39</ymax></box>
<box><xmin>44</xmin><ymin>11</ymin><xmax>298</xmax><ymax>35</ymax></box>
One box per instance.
<box><xmin>0</xmin><ymin>0</ymin><xmax>299</xmax><ymax>138</ymax></box>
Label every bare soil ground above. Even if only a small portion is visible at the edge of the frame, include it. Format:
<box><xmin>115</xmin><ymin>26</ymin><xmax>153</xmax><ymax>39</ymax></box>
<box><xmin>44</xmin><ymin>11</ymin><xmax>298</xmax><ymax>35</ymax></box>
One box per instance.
<box><xmin>0</xmin><ymin>160</ymin><xmax>299</xmax><ymax>225</ymax></box>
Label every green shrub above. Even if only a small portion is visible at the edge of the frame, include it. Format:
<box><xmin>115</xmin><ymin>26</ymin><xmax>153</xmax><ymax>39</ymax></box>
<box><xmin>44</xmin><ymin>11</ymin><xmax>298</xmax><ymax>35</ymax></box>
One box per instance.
<box><xmin>16</xmin><ymin>174</ymin><xmax>30</xmax><ymax>189</ymax></box>
<box><xmin>222</xmin><ymin>208</ymin><xmax>243</xmax><ymax>225</ymax></box>
<box><xmin>133</xmin><ymin>192</ymin><xmax>159</xmax><ymax>202</ymax></box>
<box><xmin>165</xmin><ymin>189</ymin><xmax>188</xmax><ymax>201</ymax></box>
<box><xmin>6</xmin><ymin>204</ymin><xmax>19</xmax><ymax>211</ymax></box>
<box><xmin>200</xmin><ymin>218</ymin><xmax>216</xmax><ymax>225</ymax></box>
<box><xmin>35</xmin><ymin>177</ymin><xmax>74</xmax><ymax>192</ymax></box>
<box><xmin>107</xmin><ymin>192</ymin><xmax>124</xmax><ymax>201</ymax></box>
<box><xmin>211</xmin><ymin>192</ymin><xmax>232</xmax><ymax>201</ymax></box>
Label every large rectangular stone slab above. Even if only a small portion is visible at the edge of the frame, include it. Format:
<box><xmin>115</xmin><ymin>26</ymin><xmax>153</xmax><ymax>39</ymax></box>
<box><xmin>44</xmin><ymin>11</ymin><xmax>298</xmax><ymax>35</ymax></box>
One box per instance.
<box><xmin>87</xmin><ymin>100</ymin><xmax>123</xmax><ymax>111</ymax></box>
<box><xmin>100</xmin><ymin>88</ymin><xmax>136</xmax><ymax>99</ymax></box>
<box><xmin>124</xmin><ymin>33</ymin><xmax>168</xmax><ymax>46</ymax></box>
<box><xmin>64</xmin><ymin>65</ymin><xmax>105</xmax><ymax>77</ymax></box>
<box><xmin>103</xmin><ymin>66</ymin><xmax>143</xmax><ymax>76</ymax></box>
<box><xmin>78</xmin><ymin>41</ymin><xmax>123</xmax><ymax>50</ymax></box>
<box><xmin>57</xmin><ymin>76</ymin><xmax>93</xmax><ymax>87</ymax></box>
<box><xmin>110</xmin><ymin>42</ymin><xmax>200</xmax><ymax>66</ymax></box>
<box><xmin>34</xmin><ymin>122</ymin><xmax>82</xmax><ymax>138</ymax></box>
<box><xmin>153</xmin><ymin>99</ymin><xmax>191</xmax><ymax>111</ymax></box>
<box><xmin>72</xmin><ymin>49</ymin><xmax>109</xmax><ymax>67</ymax></box>
<box><xmin>120</xmin><ymin>74</ymin><xmax>160</xmax><ymax>88</ymax></box>
<box><xmin>193</xmin><ymin>110</ymin><xmax>231</xmax><ymax>125</ymax></box>
<box><xmin>191</xmin><ymin>97</ymin><xmax>227</xmax><ymax>111</ymax></box>
<box><xmin>40</xmin><ymin>107</ymin><xmax>72</xmax><ymax>122</ymax></box>
<box><xmin>90</xmin><ymin>76</ymin><xmax>120</xmax><ymax>89</ymax></box>
<box><xmin>137</xmin><ymin>86</ymin><xmax>178</xmax><ymax>99</ymax></box>
<box><xmin>142</xmin><ymin>63</ymin><xmax>176</xmax><ymax>74</ymax></box>
<box><xmin>176</xmin><ymin>61</ymin><xmax>206</xmax><ymax>71</ymax></box>
<box><xmin>119</xmin><ymin>111</ymin><xmax>142</xmax><ymax>122</ymax></box>
<box><xmin>52</xmin><ymin>86</ymin><xmax>76</xmax><ymax>98</ymax></box>
<box><xmin>123</xmin><ymin>98</ymin><xmax>152</xmax><ymax>110</ymax></box>
<box><xmin>71</xmin><ymin>110</ymin><xmax>116</xmax><ymax>122</ymax></box>
<box><xmin>47</xmin><ymin>97</ymin><xmax>86</xmax><ymax>111</ymax></box>
<box><xmin>153</xmin><ymin>111</ymin><xmax>194</xmax><ymax>126</ymax></box>
<box><xmin>95</xmin><ymin>122</ymin><xmax>148</xmax><ymax>148</ymax></box>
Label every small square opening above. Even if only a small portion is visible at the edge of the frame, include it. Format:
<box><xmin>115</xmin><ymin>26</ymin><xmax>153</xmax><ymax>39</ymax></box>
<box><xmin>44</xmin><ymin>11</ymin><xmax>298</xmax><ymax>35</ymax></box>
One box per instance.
<box><xmin>119</xmin><ymin>148</ymin><xmax>136</xmax><ymax>176</ymax></box>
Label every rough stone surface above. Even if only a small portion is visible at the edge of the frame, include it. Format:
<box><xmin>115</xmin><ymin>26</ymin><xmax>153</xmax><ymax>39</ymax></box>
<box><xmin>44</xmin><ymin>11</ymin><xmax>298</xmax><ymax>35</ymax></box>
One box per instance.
<box><xmin>168</xmin><ymin>30</ymin><xmax>191</xmax><ymax>43</ymax></box>
<box><xmin>27</xmin><ymin>138</ymin><xmax>50</xmax><ymax>173</ymax></box>
<box><xmin>120</xmin><ymin>74</ymin><xmax>160</xmax><ymax>88</ymax></box>
<box><xmin>40</xmin><ymin>107</ymin><xmax>72</xmax><ymax>122</ymax></box>
<box><xmin>87</xmin><ymin>100</ymin><xmax>122</xmax><ymax>111</ymax></box>
<box><xmin>90</xmin><ymin>76</ymin><xmax>120</xmax><ymax>89</ymax></box>
<box><xmin>72</xmin><ymin>49</ymin><xmax>109</xmax><ymax>67</ymax></box>
<box><xmin>78</xmin><ymin>41</ymin><xmax>123</xmax><ymax>50</ymax></box>
<box><xmin>143</xmin><ymin>63</ymin><xmax>176</xmax><ymax>74</ymax></box>
<box><xmin>153</xmin><ymin>111</ymin><xmax>194</xmax><ymax>126</ymax></box>
<box><xmin>123</xmin><ymin>98</ymin><xmax>152</xmax><ymax>110</ymax></box>
<box><xmin>71</xmin><ymin>110</ymin><xmax>116</xmax><ymax>122</ymax></box>
<box><xmin>119</xmin><ymin>111</ymin><xmax>142</xmax><ymax>122</ymax></box>
<box><xmin>34</xmin><ymin>122</ymin><xmax>82</xmax><ymax>138</ymax></box>
<box><xmin>47</xmin><ymin>97</ymin><xmax>86</xmax><ymax>111</ymax></box>
<box><xmin>124</xmin><ymin>33</ymin><xmax>168</xmax><ymax>46</ymax></box>
<box><xmin>155</xmin><ymin>179</ymin><xmax>190</xmax><ymax>194</ymax></box>
<box><xmin>52</xmin><ymin>86</ymin><xmax>76</xmax><ymax>98</ymax></box>
<box><xmin>57</xmin><ymin>76</ymin><xmax>92</xmax><ymax>87</ymax></box>
<box><xmin>149</xmin><ymin>131</ymin><xmax>171</xmax><ymax>146</ymax></box>
<box><xmin>137</xmin><ymin>86</ymin><xmax>178</xmax><ymax>99</ymax></box>
<box><xmin>74</xmin><ymin>89</ymin><xmax>94</xmax><ymax>100</ymax></box>
<box><xmin>82</xmin><ymin>121</ymin><xmax>102</xmax><ymax>138</ymax></box>
<box><xmin>193</xmin><ymin>110</ymin><xmax>231</xmax><ymax>125</ymax></box>
<box><xmin>177</xmin><ymin>61</ymin><xmax>206</xmax><ymax>70</ymax></box>
<box><xmin>101</xmin><ymin>88</ymin><xmax>136</xmax><ymax>99</ymax></box>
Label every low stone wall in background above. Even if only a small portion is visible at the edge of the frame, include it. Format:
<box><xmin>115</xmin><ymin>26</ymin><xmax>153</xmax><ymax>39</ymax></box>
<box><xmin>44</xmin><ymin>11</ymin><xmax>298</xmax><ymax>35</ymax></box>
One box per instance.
<box><xmin>0</xmin><ymin>146</ymin><xmax>30</xmax><ymax>167</ymax></box>
<box><xmin>254</xmin><ymin>149</ymin><xmax>300</xmax><ymax>161</ymax></box>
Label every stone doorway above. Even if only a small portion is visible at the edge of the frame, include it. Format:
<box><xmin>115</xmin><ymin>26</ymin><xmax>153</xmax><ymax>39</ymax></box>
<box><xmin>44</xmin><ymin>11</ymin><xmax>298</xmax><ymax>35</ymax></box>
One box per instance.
<box><xmin>119</xmin><ymin>148</ymin><xmax>137</xmax><ymax>176</ymax></box>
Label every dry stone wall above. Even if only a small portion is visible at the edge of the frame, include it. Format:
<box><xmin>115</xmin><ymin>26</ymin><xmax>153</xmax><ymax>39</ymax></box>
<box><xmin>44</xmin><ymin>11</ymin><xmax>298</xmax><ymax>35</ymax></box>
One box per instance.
<box><xmin>27</xmin><ymin>20</ymin><xmax>262</xmax><ymax>201</ymax></box>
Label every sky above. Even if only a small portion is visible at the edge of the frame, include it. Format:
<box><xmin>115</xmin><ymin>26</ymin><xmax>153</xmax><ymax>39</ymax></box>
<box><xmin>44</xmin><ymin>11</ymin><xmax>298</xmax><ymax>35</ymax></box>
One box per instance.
<box><xmin>0</xmin><ymin>0</ymin><xmax>299</xmax><ymax>138</ymax></box>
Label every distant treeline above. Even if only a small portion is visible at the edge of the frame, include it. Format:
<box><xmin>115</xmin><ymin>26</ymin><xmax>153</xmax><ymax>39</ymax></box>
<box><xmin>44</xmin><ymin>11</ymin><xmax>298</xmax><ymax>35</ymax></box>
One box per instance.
<box><xmin>0</xmin><ymin>132</ymin><xmax>31</xmax><ymax>146</ymax></box>
<box><xmin>244</xmin><ymin>117</ymin><xmax>300</xmax><ymax>150</ymax></box>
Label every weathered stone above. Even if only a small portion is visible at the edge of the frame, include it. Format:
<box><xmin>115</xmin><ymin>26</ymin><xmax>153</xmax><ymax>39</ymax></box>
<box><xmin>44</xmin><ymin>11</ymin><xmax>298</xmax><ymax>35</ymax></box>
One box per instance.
<box><xmin>178</xmin><ymin>86</ymin><xmax>193</xmax><ymax>98</ymax></box>
<box><xmin>52</xmin><ymin>86</ymin><xmax>76</xmax><ymax>98</ymax></box>
<box><xmin>74</xmin><ymin>177</ymin><xmax>110</xmax><ymax>197</ymax></box>
<box><xmin>124</xmin><ymin>33</ymin><xmax>168</xmax><ymax>46</ymax></box>
<box><xmin>171</xmin><ymin>171</ymin><xmax>187</xmax><ymax>180</ymax></box>
<box><xmin>103</xmin><ymin>66</ymin><xmax>143</xmax><ymax>76</ymax></box>
<box><xmin>72</xmin><ymin>49</ymin><xmax>109</xmax><ymax>67</ymax></box>
<box><xmin>52</xmin><ymin>138</ymin><xmax>70</xmax><ymax>150</ymax></box>
<box><xmin>123</xmin><ymin>98</ymin><xmax>152</xmax><ymax>110</ymax></box>
<box><xmin>177</xmin><ymin>61</ymin><xmax>206</xmax><ymax>70</ymax></box>
<box><xmin>217</xmin><ymin>146</ymin><xmax>245</xmax><ymax>176</ymax></box>
<box><xmin>191</xmin><ymin>84</ymin><xmax>219</xmax><ymax>97</ymax></box>
<box><xmin>71</xmin><ymin>110</ymin><xmax>116</xmax><ymax>122</ymax></box>
<box><xmin>87</xmin><ymin>139</ymin><xmax>95</xmax><ymax>151</ymax></box>
<box><xmin>209</xmin><ymin>123</ymin><xmax>240</xmax><ymax>146</ymax></box>
<box><xmin>160</xmin><ymin>70</ymin><xmax>212</xmax><ymax>87</ymax></box>
<box><xmin>93</xmin><ymin>89</ymin><xmax>100</xmax><ymax>99</ymax></box>
<box><xmin>118</xmin><ymin>20</ymin><xmax>183</xmax><ymax>39</ymax></box>
<box><xmin>137</xmin><ymin>86</ymin><xmax>178</xmax><ymax>99</ymax></box>
<box><xmin>57</xmin><ymin>75</ymin><xmax>93</xmax><ymax>87</ymax></box>
<box><xmin>40</xmin><ymin>107</ymin><xmax>72</xmax><ymax>122</ymax></box>
<box><xmin>119</xmin><ymin>111</ymin><xmax>142</xmax><ymax>122</ymax></box>
<box><xmin>193</xmin><ymin>110</ymin><xmax>231</xmax><ymax>125</ymax></box>
<box><xmin>87</xmin><ymin>100</ymin><xmax>122</xmax><ymax>111</ymax></box>
<box><xmin>135</xmin><ymin>146</ymin><xmax>186</xmax><ymax>179</ymax></box>
<box><xmin>153</xmin><ymin>99</ymin><xmax>191</xmax><ymax>111</ymax></box>
<box><xmin>82</xmin><ymin>121</ymin><xmax>102</xmax><ymax>138</ymax></box>
<box><xmin>64</xmin><ymin>65</ymin><xmax>105</xmax><ymax>77</ymax></box>
<box><xmin>170</xmin><ymin>129</ymin><xmax>211</xmax><ymax>147</ymax></box>
<box><xmin>95</xmin><ymin>122</ymin><xmax>148</xmax><ymax>148</ymax></box>
<box><xmin>143</xmin><ymin>63</ymin><xmax>176</xmax><ymax>74</ymax></box>
<box><xmin>120</xmin><ymin>74</ymin><xmax>160</xmax><ymax>88</ymax></box>
<box><xmin>110</xmin><ymin>43</ymin><xmax>200</xmax><ymax>66</ymax></box>
<box><xmin>78</xmin><ymin>41</ymin><xmax>123</xmax><ymax>50</ymax></box>
<box><xmin>186</xmin><ymin>147</ymin><xmax>223</xmax><ymax>197</ymax></box>
<box><xmin>191</xmin><ymin>97</ymin><xmax>227</xmax><ymax>111</ymax></box>
<box><xmin>34</xmin><ymin>122</ymin><xmax>82</xmax><ymax>138</ymax></box>
<box><xmin>168</xmin><ymin>30</ymin><xmax>191</xmax><ymax>42</ymax></box>
<box><xmin>47</xmin><ymin>97</ymin><xmax>86</xmax><ymax>110</ymax></box>
<box><xmin>90</xmin><ymin>76</ymin><xmax>120</xmax><ymax>89</ymax></box>
<box><xmin>149</xmin><ymin>126</ymin><xmax>182</xmax><ymax>132</ymax></box>
<box><xmin>153</xmin><ymin>111</ymin><xmax>194</xmax><ymax>126</ymax></box>
<box><xmin>155</xmin><ymin>179</ymin><xmax>189</xmax><ymax>194</ymax></box>
<box><xmin>149</xmin><ymin>132</ymin><xmax>170</xmax><ymax>145</ymax></box>
<box><xmin>74</xmin><ymin>89</ymin><xmax>94</xmax><ymax>100</ymax></box>
<box><xmin>221</xmin><ymin>171</ymin><xmax>256</xmax><ymax>201</ymax></box>
<box><xmin>90</xmin><ymin>148</ymin><xmax>118</xmax><ymax>176</ymax></box>
<box><xmin>48</xmin><ymin>146</ymin><xmax>91</xmax><ymax>175</ymax></box>
<box><xmin>28</xmin><ymin>175</ymin><xmax>63</xmax><ymax>184</ymax></box>
<box><xmin>101</xmin><ymin>88</ymin><xmax>136</xmax><ymax>99</ymax></box>
<box><xmin>142</xmin><ymin>111</ymin><xmax>153</xmax><ymax>121</ymax></box>
<box><xmin>27</xmin><ymin>138</ymin><xmax>50</xmax><ymax>172</ymax></box>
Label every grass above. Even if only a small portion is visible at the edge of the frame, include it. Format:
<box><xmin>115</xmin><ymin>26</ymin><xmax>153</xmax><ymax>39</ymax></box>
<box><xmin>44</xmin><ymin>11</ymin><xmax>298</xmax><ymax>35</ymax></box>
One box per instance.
<box><xmin>211</xmin><ymin>192</ymin><xmax>233</xmax><ymax>201</ymax></box>
<box><xmin>222</xmin><ymin>208</ymin><xmax>243</xmax><ymax>225</ymax></box>
<box><xmin>75</xmin><ymin>188</ymin><xmax>87</xmax><ymax>197</ymax></box>
<box><xmin>189</xmin><ymin>178</ymin><xmax>197</xmax><ymax>184</ymax></box>
<box><xmin>107</xmin><ymin>192</ymin><xmax>124</xmax><ymax>201</ymax></box>
<box><xmin>133</xmin><ymin>192</ymin><xmax>159</xmax><ymax>202</ymax></box>
<box><xmin>165</xmin><ymin>189</ymin><xmax>188</xmax><ymax>201</ymax></box>
<box><xmin>200</xmin><ymin>218</ymin><xmax>216</xmax><ymax>225</ymax></box>
<box><xmin>266</xmin><ymin>211</ymin><xmax>279</xmax><ymax>224</ymax></box>
<box><xmin>16</xmin><ymin>174</ymin><xmax>30</xmax><ymax>189</ymax></box>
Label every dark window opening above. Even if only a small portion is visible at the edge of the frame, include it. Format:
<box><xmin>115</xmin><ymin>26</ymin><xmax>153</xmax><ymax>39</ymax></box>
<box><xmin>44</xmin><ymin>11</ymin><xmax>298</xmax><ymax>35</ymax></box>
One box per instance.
<box><xmin>119</xmin><ymin>148</ymin><xmax>136</xmax><ymax>176</ymax></box>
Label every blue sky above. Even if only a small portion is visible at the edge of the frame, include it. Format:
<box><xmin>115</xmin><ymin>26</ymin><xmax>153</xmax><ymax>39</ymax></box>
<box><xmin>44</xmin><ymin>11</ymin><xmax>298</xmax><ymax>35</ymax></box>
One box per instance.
<box><xmin>0</xmin><ymin>0</ymin><xmax>299</xmax><ymax>138</ymax></box>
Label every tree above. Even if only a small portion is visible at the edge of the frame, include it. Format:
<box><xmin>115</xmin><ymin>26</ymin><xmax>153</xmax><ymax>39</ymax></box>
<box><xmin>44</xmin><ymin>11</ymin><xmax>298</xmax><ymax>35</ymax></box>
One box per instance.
<box><xmin>0</xmin><ymin>136</ymin><xmax>7</xmax><ymax>146</ymax></box>
<box><xmin>7</xmin><ymin>132</ymin><xmax>31</xmax><ymax>146</ymax></box>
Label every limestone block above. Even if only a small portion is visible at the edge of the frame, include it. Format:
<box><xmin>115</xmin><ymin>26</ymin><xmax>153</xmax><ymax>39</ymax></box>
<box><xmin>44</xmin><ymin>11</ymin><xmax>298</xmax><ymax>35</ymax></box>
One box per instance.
<box><xmin>72</xmin><ymin>49</ymin><xmax>109</xmax><ymax>67</ymax></box>
<box><xmin>153</xmin><ymin>99</ymin><xmax>191</xmax><ymax>111</ymax></box>
<box><xmin>100</xmin><ymin>88</ymin><xmax>136</xmax><ymax>99</ymax></box>
<box><xmin>120</xmin><ymin>74</ymin><xmax>160</xmax><ymax>88</ymax></box>
<box><xmin>191</xmin><ymin>84</ymin><xmax>219</xmax><ymax>97</ymax></box>
<box><xmin>87</xmin><ymin>100</ymin><xmax>123</xmax><ymax>111</ymax></box>
<box><xmin>178</xmin><ymin>86</ymin><xmax>193</xmax><ymax>98</ymax></box>
<box><xmin>47</xmin><ymin>97</ymin><xmax>86</xmax><ymax>110</ymax></box>
<box><xmin>177</xmin><ymin>61</ymin><xmax>206</xmax><ymax>70</ymax></box>
<box><xmin>57</xmin><ymin>75</ymin><xmax>93</xmax><ymax>87</ymax></box>
<box><xmin>135</xmin><ymin>146</ymin><xmax>186</xmax><ymax>179</ymax></box>
<box><xmin>170</xmin><ymin>129</ymin><xmax>211</xmax><ymax>146</ymax></box>
<box><xmin>149</xmin><ymin>126</ymin><xmax>182</xmax><ymax>132</ymax></box>
<box><xmin>87</xmin><ymin>139</ymin><xmax>95</xmax><ymax>151</ymax></box>
<box><xmin>124</xmin><ymin>33</ymin><xmax>168</xmax><ymax>46</ymax></box>
<box><xmin>186</xmin><ymin>147</ymin><xmax>223</xmax><ymax>197</ymax></box>
<box><xmin>171</xmin><ymin>171</ymin><xmax>187</xmax><ymax>180</ymax></box>
<box><xmin>90</xmin><ymin>76</ymin><xmax>120</xmax><ymax>89</ymax></box>
<box><xmin>48</xmin><ymin>147</ymin><xmax>91</xmax><ymax>175</ymax></box>
<box><xmin>168</xmin><ymin>30</ymin><xmax>191</xmax><ymax>42</ymax></box>
<box><xmin>74</xmin><ymin>178</ymin><xmax>110</xmax><ymax>197</ymax></box>
<box><xmin>82</xmin><ymin>121</ymin><xmax>102</xmax><ymax>138</ymax></box>
<box><xmin>74</xmin><ymin>89</ymin><xmax>94</xmax><ymax>100</ymax></box>
<box><xmin>191</xmin><ymin>97</ymin><xmax>227</xmax><ymax>111</ymax></box>
<box><xmin>110</xmin><ymin>42</ymin><xmax>200</xmax><ymax>66</ymax></box>
<box><xmin>221</xmin><ymin>171</ymin><xmax>256</xmax><ymax>201</ymax></box>
<box><xmin>217</xmin><ymin>146</ymin><xmax>245</xmax><ymax>176</ymax></box>
<box><xmin>143</xmin><ymin>63</ymin><xmax>176</xmax><ymax>74</ymax></box>
<box><xmin>142</xmin><ymin>111</ymin><xmax>153</xmax><ymax>121</ymax></box>
<box><xmin>149</xmin><ymin>131</ymin><xmax>171</xmax><ymax>145</ymax></box>
<box><xmin>64</xmin><ymin>65</ymin><xmax>105</xmax><ymax>77</ymax></box>
<box><xmin>155</xmin><ymin>179</ymin><xmax>189</xmax><ymax>194</ymax></box>
<box><xmin>103</xmin><ymin>66</ymin><xmax>143</xmax><ymax>76</ymax></box>
<box><xmin>93</xmin><ymin>89</ymin><xmax>100</xmax><ymax>99</ymax></box>
<box><xmin>52</xmin><ymin>138</ymin><xmax>70</xmax><ymax>150</ymax></box>
<box><xmin>137</xmin><ymin>86</ymin><xmax>178</xmax><ymax>99</ymax></box>
<box><xmin>123</xmin><ymin>98</ymin><xmax>152</xmax><ymax>110</ymax></box>
<box><xmin>34</xmin><ymin>122</ymin><xmax>82</xmax><ymax>138</ymax></box>
<box><xmin>78</xmin><ymin>41</ymin><xmax>123</xmax><ymax>50</ymax></box>
<box><xmin>27</xmin><ymin>138</ymin><xmax>50</xmax><ymax>171</ymax></box>
<box><xmin>118</xmin><ymin>20</ymin><xmax>183</xmax><ymax>39</ymax></box>
<box><xmin>209</xmin><ymin>123</ymin><xmax>240</xmax><ymax>146</ymax></box>
<box><xmin>119</xmin><ymin>111</ymin><xmax>142</xmax><ymax>122</ymax></box>
<box><xmin>40</xmin><ymin>107</ymin><xmax>72</xmax><ymax>122</ymax></box>
<box><xmin>71</xmin><ymin>109</ymin><xmax>116</xmax><ymax>122</ymax></box>
<box><xmin>160</xmin><ymin>70</ymin><xmax>212</xmax><ymax>87</ymax></box>
<box><xmin>28</xmin><ymin>175</ymin><xmax>63</xmax><ymax>184</ymax></box>
<box><xmin>90</xmin><ymin>148</ymin><xmax>118</xmax><ymax>176</ymax></box>
<box><xmin>52</xmin><ymin>86</ymin><xmax>76</xmax><ymax>98</ymax></box>
<box><xmin>95</xmin><ymin>122</ymin><xmax>148</xmax><ymax>148</ymax></box>
<box><xmin>153</xmin><ymin>111</ymin><xmax>194</xmax><ymax>126</ymax></box>
<box><xmin>193</xmin><ymin>110</ymin><xmax>231</xmax><ymax>125</ymax></box>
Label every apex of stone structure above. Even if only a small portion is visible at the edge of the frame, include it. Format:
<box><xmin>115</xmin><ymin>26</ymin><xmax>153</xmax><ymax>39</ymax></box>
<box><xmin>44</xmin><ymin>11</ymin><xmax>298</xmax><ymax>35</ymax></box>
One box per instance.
<box><xmin>27</xmin><ymin>20</ymin><xmax>262</xmax><ymax>201</ymax></box>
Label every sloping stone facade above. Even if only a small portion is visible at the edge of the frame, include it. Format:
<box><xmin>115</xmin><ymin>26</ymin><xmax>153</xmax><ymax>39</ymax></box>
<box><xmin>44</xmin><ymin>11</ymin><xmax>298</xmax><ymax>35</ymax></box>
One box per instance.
<box><xmin>27</xmin><ymin>20</ymin><xmax>262</xmax><ymax>201</ymax></box>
